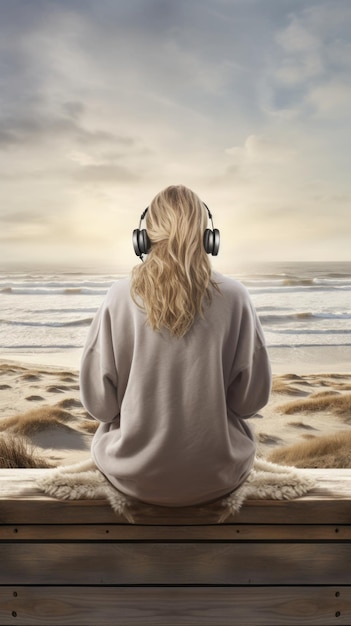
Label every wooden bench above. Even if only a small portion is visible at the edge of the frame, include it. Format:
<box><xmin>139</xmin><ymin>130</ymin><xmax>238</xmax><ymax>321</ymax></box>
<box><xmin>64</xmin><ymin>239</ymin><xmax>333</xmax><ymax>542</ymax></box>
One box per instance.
<box><xmin>0</xmin><ymin>468</ymin><xmax>351</xmax><ymax>626</ymax></box>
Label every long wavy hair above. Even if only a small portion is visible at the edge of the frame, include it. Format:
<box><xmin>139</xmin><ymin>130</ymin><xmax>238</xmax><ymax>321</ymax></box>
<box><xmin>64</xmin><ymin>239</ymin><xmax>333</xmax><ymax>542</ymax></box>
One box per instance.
<box><xmin>130</xmin><ymin>185</ymin><xmax>219</xmax><ymax>338</ymax></box>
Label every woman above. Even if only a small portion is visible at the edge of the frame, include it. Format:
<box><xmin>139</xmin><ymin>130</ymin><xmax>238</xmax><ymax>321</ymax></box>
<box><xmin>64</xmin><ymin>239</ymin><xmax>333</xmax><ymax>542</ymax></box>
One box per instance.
<box><xmin>80</xmin><ymin>185</ymin><xmax>271</xmax><ymax>506</ymax></box>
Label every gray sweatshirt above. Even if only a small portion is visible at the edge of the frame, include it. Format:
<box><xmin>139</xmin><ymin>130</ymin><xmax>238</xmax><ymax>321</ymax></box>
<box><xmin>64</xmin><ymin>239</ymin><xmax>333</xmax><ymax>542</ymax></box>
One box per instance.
<box><xmin>80</xmin><ymin>271</ymin><xmax>271</xmax><ymax>506</ymax></box>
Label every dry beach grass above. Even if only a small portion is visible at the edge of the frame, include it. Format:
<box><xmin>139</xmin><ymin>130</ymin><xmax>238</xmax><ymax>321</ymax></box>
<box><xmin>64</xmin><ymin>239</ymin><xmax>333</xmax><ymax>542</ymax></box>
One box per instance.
<box><xmin>277</xmin><ymin>392</ymin><xmax>351</xmax><ymax>418</ymax></box>
<box><xmin>0</xmin><ymin>434</ymin><xmax>52</xmax><ymax>469</ymax></box>
<box><xmin>0</xmin><ymin>361</ymin><xmax>95</xmax><ymax>467</ymax></box>
<box><xmin>0</xmin><ymin>359</ymin><xmax>350</xmax><ymax>469</ymax></box>
<box><xmin>269</xmin><ymin>431</ymin><xmax>351</xmax><ymax>468</ymax></box>
<box><xmin>250</xmin><ymin>372</ymin><xmax>351</xmax><ymax>467</ymax></box>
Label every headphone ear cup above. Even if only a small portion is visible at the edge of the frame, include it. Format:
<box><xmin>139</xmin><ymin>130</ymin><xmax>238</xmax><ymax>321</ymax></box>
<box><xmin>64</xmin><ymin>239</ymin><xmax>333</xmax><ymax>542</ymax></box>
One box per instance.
<box><xmin>139</xmin><ymin>229</ymin><xmax>151</xmax><ymax>255</ymax></box>
<box><xmin>203</xmin><ymin>228</ymin><xmax>220</xmax><ymax>255</ymax></box>
<box><xmin>133</xmin><ymin>228</ymin><xmax>145</xmax><ymax>256</ymax></box>
<box><xmin>133</xmin><ymin>229</ymin><xmax>151</xmax><ymax>256</ymax></box>
<box><xmin>133</xmin><ymin>229</ymin><xmax>142</xmax><ymax>256</ymax></box>
<box><xmin>212</xmin><ymin>228</ymin><xmax>220</xmax><ymax>256</ymax></box>
<box><xmin>203</xmin><ymin>229</ymin><xmax>213</xmax><ymax>254</ymax></box>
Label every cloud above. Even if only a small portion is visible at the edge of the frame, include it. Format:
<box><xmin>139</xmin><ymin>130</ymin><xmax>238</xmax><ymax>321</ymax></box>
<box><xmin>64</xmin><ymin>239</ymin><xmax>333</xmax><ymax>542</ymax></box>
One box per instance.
<box><xmin>0</xmin><ymin>108</ymin><xmax>122</xmax><ymax>149</ymax></box>
<box><xmin>271</xmin><ymin>3</ymin><xmax>351</xmax><ymax>94</ymax></box>
<box><xmin>306</xmin><ymin>80</ymin><xmax>351</xmax><ymax>116</ymax></box>
<box><xmin>72</xmin><ymin>163</ymin><xmax>140</xmax><ymax>183</ymax></box>
<box><xmin>276</xmin><ymin>15</ymin><xmax>321</xmax><ymax>54</ymax></box>
<box><xmin>274</xmin><ymin>54</ymin><xmax>323</xmax><ymax>86</ymax></box>
<box><xmin>226</xmin><ymin>134</ymin><xmax>296</xmax><ymax>166</ymax></box>
<box><xmin>0</xmin><ymin>0</ymin><xmax>350</xmax><ymax>266</ymax></box>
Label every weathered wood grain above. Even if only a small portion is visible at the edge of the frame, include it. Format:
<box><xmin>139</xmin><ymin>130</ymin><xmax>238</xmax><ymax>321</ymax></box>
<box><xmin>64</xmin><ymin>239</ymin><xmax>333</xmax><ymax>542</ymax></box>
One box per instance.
<box><xmin>0</xmin><ymin>523</ymin><xmax>350</xmax><ymax>540</ymax></box>
<box><xmin>1</xmin><ymin>542</ymin><xmax>351</xmax><ymax>585</ymax></box>
<box><xmin>1</xmin><ymin>469</ymin><xmax>351</xmax><ymax>626</ymax></box>
<box><xmin>0</xmin><ymin>468</ymin><xmax>351</xmax><ymax>525</ymax></box>
<box><xmin>0</xmin><ymin>586</ymin><xmax>349</xmax><ymax>626</ymax></box>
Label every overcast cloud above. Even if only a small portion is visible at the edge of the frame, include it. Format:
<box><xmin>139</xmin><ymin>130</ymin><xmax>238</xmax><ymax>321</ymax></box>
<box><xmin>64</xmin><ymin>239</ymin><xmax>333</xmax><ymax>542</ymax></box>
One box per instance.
<box><xmin>0</xmin><ymin>0</ymin><xmax>350</xmax><ymax>270</ymax></box>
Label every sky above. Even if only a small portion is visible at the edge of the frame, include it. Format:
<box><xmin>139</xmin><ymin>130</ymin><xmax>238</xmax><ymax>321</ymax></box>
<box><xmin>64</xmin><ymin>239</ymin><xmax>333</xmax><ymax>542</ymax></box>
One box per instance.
<box><xmin>0</xmin><ymin>0</ymin><xmax>350</xmax><ymax>272</ymax></box>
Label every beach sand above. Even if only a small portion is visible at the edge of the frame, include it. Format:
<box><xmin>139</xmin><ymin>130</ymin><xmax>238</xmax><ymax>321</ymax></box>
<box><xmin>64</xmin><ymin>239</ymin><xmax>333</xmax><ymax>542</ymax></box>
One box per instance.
<box><xmin>0</xmin><ymin>354</ymin><xmax>350</xmax><ymax>469</ymax></box>
<box><xmin>0</xmin><ymin>359</ymin><xmax>95</xmax><ymax>467</ymax></box>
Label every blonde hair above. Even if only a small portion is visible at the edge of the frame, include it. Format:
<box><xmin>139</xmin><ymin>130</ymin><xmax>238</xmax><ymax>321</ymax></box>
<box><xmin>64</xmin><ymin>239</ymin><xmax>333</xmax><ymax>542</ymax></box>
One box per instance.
<box><xmin>130</xmin><ymin>185</ymin><xmax>219</xmax><ymax>338</ymax></box>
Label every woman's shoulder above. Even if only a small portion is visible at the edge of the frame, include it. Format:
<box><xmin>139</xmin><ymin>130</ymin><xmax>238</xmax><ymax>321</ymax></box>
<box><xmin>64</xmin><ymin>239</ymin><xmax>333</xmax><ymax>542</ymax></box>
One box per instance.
<box><xmin>211</xmin><ymin>271</ymin><xmax>250</xmax><ymax>302</ymax></box>
<box><xmin>103</xmin><ymin>276</ymin><xmax>131</xmax><ymax>308</ymax></box>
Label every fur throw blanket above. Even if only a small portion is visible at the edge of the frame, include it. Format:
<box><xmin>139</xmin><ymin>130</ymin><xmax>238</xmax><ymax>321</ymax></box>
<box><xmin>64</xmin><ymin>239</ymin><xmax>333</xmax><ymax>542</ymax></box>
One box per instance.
<box><xmin>37</xmin><ymin>457</ymin><xmax>316</xmax><ymax>524</ymax></box>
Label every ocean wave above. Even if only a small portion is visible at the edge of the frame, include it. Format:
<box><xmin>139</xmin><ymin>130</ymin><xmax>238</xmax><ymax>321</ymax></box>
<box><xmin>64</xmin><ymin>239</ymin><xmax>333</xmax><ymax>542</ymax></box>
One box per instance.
<box><xmin>323</xmin><ymin>272</ymin><xmax>351</xmax><ymax>279</ymax></box>
<box><xmin>0</xmin><ymin>287</ymin><xmax>108</xmax><ymax>295</ymax></box>
<box><xmin>0</xmin><ymin>344</ymin><xmax>82</xmax><ymax>350</ymax></box>
<box><xmin>268</xmin><ymin>328</ymin><xmax>351</xmax><ymax>335</ymax></box>
<box><xmin>243</xmin><ymin>276</ymin><xmax>351</xmax><ymax>288</ymax></box>
<box><xmin>2</xmin><ymin>274</ymin><xmax>351</xmax><ymax>295</ymax></box>
<box><xmin>64</xmin><ymin>288</ymin><xmax>83</xmax><ymax>295</ymax></box>
<box><xmin>0</xmin><ymin>318</ymin><xmax>93</xmax><ymax>328</ymax></box>
<box><xmin>268</xmin><ymin>342</ymin><xmax>351</xmax><ymax>348</ymax></box>
<box><xmin>282</xmin><ymin>278</ymin><xmax>315</xmax><ymax>287</ymax></box>
<box><xmin>256</xmin><ymin>305</ymin><xmax>292</xmax><ymax>313</ymax></box>
<box><xmin>244</xmin><ymin>276</ymin><xmax>317</xmax><ymax>287</ymax></box>
<box><xmin>0</xmin><ymin>280</ymin><xmax>114</xmax><ymax>289</ymax></box>
<box><xmin>260</xmin><ymin>312</ymin><xmax>351</xmax><ymax>324</ymax></box>
<box><xmin>27</xmin><ymin>307</ymin><xmax>98</xmax><ymax>314</ymax></box>
<box><xmin>249</xmin><ymin>284</ymin><xmax>351</xmax><ymax>295</ymax></box>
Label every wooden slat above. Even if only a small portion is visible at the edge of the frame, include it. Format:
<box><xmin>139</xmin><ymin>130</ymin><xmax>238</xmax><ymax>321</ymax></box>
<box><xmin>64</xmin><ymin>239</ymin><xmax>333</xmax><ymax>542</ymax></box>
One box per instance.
<box><xmin>0</xmin><ymin>586</ymin><xmax>349</xmax><ymax>626</ymax></box>
<box><xmin>2</xmin><ymin>496</ymin><xmax>351</xmax><ymax>524</ymax></box>
<box><xmin>0</xmin><ymin>523</ymin><xmax>350</xmax><ymax>541</ymax></box>
<box><xmin>234</xmin><ymin>498</ymin><xmax>351</xmax><ymax>525</ymax></box>
<box><xmin>1</xmin><ymin>542</ymin><xmax>351</xmax><ymax>585</ymax></box>
<box><xmin>1</xmin><ymin>469</ymin><xmax>351</xmax><ymax>525</ymax></box>
<box><xmin>0</xmin><ymin>470</ymin><xmax>350</xmax><ymax>626</ymax></box>
<box><xmin>3</xmin><ymin>468</ymin><xmax>351</xmax><ymax>491</ymax></box>
<box><xmin>0</xmin><ymin>498</ymin><xmax>120</xmax><ymax>524</ymax></box>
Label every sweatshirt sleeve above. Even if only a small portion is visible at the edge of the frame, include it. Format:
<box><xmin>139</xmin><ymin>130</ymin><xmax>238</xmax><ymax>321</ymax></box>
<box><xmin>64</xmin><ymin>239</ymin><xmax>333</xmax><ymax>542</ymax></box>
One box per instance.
<box><xmin>79</xmin><ymin>300</ymin><xmax>119</xmax><ymax>424</ymax></box>
<box><xmin>226</xmin><ymin>294</ymin><xmax>272</xmax><ymax>420</ymax></box>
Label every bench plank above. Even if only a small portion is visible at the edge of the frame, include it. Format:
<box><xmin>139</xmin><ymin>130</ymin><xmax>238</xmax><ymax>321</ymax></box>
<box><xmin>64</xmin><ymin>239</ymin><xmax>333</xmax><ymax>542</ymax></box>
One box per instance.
<box><xmin>2</xmin><ymin>542</ymin><xmax>351</xmax><ymax>585</ymax></box>
<box><xmin>0</xmin><ymin>586</ymin><xmax>349</xmax><ymax>626</ymax></box>
<box><xmin>0</xmin><ymin>523</ymin><xmax>350</xmax><ymax>540</ymax></box>
<box><xmin>1</xmin><ymin>469</ymin><xmax>351</xmax><ymax>625</ymax></box>
<box><xmin>0</xmin><ymin>469</ymin><xmax>351</xmax><ymax>525</ymax></box>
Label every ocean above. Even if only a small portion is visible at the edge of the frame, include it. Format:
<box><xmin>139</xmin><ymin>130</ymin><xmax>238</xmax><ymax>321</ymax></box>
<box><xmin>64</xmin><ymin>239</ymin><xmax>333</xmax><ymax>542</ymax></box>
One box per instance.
<box><xmin>1</xmin><ymin>262</ymin><xmax>350</xmax><ymax>363</ymax></box>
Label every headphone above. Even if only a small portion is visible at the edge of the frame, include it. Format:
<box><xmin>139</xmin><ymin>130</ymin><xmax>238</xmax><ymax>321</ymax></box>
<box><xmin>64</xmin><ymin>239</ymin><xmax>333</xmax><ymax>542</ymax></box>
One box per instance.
<box><xmin>133</xmin><ymin>203</ymin><xmax>220</xmax><ymax>261</ymax></box>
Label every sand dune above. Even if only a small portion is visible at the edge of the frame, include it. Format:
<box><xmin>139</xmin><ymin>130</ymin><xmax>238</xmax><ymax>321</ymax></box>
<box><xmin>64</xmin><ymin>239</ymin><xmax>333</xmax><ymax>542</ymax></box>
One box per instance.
<box><xmin>254</xmin><ymin>372</ymin><xmax>351</xmax><ymax>466</ymax></box>
<box><xmin>0</xmin><ymin>359</ymin><xmax>350</xmax><ymax>469</ymax></box>
<box><xmin>0</xmin><ymin>361</ymin><xmax>94</xmax><ymax>466</ymax></box>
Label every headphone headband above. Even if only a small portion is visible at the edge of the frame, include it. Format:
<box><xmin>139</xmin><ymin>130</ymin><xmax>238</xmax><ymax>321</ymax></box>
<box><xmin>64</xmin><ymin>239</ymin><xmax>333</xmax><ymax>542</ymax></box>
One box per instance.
<box><xmin>133</xmin><ymin>202</ymin><xmax>220</xmax><ymax>261</ymax></box>
<box><xmin>138</xmin><ymin>207</ymin><xmax>149</xmax><ymax>228</ymax></box>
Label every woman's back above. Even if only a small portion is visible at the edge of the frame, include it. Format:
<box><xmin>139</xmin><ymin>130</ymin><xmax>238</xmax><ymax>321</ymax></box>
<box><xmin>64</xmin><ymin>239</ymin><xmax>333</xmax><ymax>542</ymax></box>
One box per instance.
<box><xmin>80</xmin><ymin>270</ymin><xmax>271</xmax><ymax>506</ymax></box>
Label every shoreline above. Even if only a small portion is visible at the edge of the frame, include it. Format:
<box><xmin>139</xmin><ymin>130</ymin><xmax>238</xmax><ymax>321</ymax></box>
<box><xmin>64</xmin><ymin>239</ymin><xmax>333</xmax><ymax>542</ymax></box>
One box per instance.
<box><xmin>0</xmin><ymin>350</ymin><xmax>83</xmax><ymax>371</ymax></box>
<box><xmin>267</xmin><ymin>345</ymin><xmax>351</xmax><ymax>374</ymax></box>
